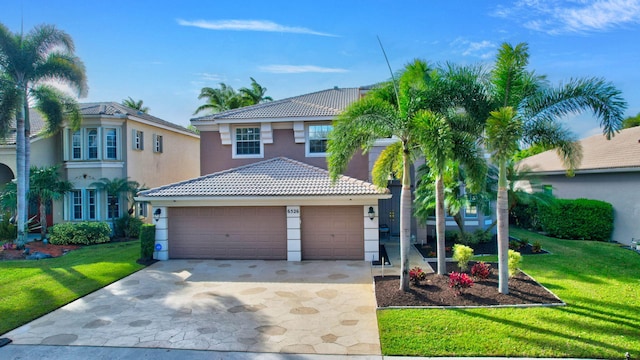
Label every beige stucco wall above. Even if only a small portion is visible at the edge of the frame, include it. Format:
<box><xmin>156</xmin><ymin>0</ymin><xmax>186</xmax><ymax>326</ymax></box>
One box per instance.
<box><xmin>125</xmin><ymin>121</ymin><xmax>200</xmax><ymax>189</ymax></box>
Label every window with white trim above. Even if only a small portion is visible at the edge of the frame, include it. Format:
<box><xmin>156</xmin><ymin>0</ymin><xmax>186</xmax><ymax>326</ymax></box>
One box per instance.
<box><xmin>137</xmin><ymin>202</ymin><xmax>148</xmax><ymax>217</ymax></box>
<box><xmin>153</xmin><ymin>134</ymin><xmax>163</xmax><ymax>153</ymax></box>
<box><xmin>87</xmin><ymin>129</ymin><xmax>98</xmax><ymax>159</ymax></box>
<box><xmin>87</xmin><ymin>189</ymin><xmax>97</xmax><ymax>220</ymax></box>
<box><xmin>72</xmin><ymin>131</ymin><xmax>82</xmax><ymax>159</ymax></box>
<box><xmin>307</xmin><ymin>124</ymin><xmax>332</xmax><ymax>156</ymax></box>
<box><xmin>105</xmin><ymin>128</ymin><xmax>118</xmax><ymax>159</ymax></box>
<box><xmin>465</xmin><ymin>195</ymin><xmax>478</xmax><ymax>218</ymax></box>
<box><xmin>133</xmin><ymin>130</ymin><xmax>144</xmax><ymax>150</ymax></box>
<box><xmin>71</xmin><ymin>190</ymin><xmax>83</xmax><ymax>220</ymax></box>
<box><xmin>233</xmin><ymin>127</ymin><xmax>261</xmax><ymax>157</ymax></box>
<box><xmin>107</xmin><ymin>194</ymin><xmax>120</xmax><ymax>219</ymax></box>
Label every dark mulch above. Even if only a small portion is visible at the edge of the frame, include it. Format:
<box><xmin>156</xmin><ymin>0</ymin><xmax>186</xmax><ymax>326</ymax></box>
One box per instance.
<box><xmin>375</xmin><ymin>261</ymin><xmax>563</xmax><ymax>307</ymax></box>
<box><xmin>0</xmin><ymin>241</ymin><xmax>81</xmax><ymax>260</ymax></box>
<box><xmin>414</xmin><ymin>238</ymin><xmax>548</xmax><ymax>258</ymax></box>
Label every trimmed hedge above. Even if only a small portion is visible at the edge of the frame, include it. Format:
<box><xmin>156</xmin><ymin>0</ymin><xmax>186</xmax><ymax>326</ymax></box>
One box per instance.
<box><xmin>139</xmin><ymin>224</ymin><xmax>156</xmax><ymax>260</ymax></box>
<box><xmin>115</xmin><ymin>216</ymin><xmax>144</xmax><ymax>238</ymax></box>
<box><xmin>541</xmin><ymin>198</ymin><xmax>613</xmax><ymax>241</ymax></box>
<box><xmin>49</xmin><ymin>222</ymin><xmax>111</xmax><ymax>245</ymax></box>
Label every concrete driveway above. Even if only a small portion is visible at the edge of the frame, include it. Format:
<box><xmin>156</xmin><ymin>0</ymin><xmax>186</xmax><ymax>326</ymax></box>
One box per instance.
<box><xmin>3</xmin><ymin>260</ymin><xmax>380</xmax><ymax>356</ymax></box>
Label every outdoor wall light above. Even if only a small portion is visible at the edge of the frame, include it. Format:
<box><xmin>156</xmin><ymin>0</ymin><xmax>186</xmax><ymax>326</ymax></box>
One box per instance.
<box><xmin>153</xmin><ymin>208</ymin><xmax>162</xmax><ymax>222</ymax></box>
<box><xmin>368</xmin><ymin>206</ymin><xmax>375</xmax><ymax>220</ymax></box>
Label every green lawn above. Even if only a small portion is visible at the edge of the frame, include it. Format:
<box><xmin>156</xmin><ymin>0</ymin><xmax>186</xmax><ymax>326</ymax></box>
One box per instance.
<box><xmin>378</xmin><ymin>227</ymin><xmax>640</xmax><ymax>358</ymax></box>
<box><xmin>0</xmin><ymin>240</ymin><xmax>144</xmax><ymax>335</ymax></box>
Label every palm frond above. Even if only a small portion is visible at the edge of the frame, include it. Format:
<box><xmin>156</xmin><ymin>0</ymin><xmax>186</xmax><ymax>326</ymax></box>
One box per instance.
<box><xmin>371</xmin><ymin>141</ymin><xmax>403</xmax><ymax>187</ymax></box>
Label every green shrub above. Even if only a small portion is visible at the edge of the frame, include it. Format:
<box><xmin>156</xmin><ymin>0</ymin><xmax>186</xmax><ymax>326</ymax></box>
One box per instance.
<box><xmin>0</xmin><ymin>213</ymin><xmax>16</xmax><ymax>241</ymax></box>
<box><xmin>531</xmin><ymin>241</ymin><xmax>542</xmax><ymax>253</ymax></box>
<box><xmin>444</xmin><ymin>230</ymin><xmax>458</xmax><ymax>244</ymax></box>
<box><xmin>541</xmin><ymin>198</ymin><xmax>613</xmax><ymax>241</ymax></box>
<box><xmin>115</xmin><ymin>216</ymin><xmax>144</xmax><ymax>238</ymax></box>
<box><xmin>452</xmin><ymin>244</ymin><xmax>474</xmax><ymax>271</ymax></box>
<box><xmin>510</xmin><ymin>199</ymin><xmax>551</xmax><ymax>231</ymax></box>
<box><xmin>508</xmin><ymin>250</ymin><xmax>522</xmax><ymax>277</ymax></box>
<box><xmin>49</xmin><ymin>222</ymin><xmax>111</xmax><ymax>245</ymax></box>
<box><xmin>139</xmin><ymin>224</ymin><xmax>155</xmax><ymax>260</ymax></box>
<box><xmin>472</xmin><ymin>229</ymin><xmax>492</xmax><ymax>244</ymax></box>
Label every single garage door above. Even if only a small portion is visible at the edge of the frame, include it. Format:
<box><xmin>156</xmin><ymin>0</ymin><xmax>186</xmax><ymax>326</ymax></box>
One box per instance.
<box><xmin>168</xmin><ymin>207</ymin><xmax>287</xmax><ymax>259</ymax></box>
<box><xmin>301</xmin><ymin>206</ymin><xmax>363</xmax><ymax>260</ymax></box>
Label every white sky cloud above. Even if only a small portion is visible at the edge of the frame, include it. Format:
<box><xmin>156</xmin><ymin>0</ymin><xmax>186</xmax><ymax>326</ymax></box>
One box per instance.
<box><xmin>451</xmin><ymin>38</ymin><xmax>496</xmax><ymax>59</ymax></box>
<box><xmin>494</xmin><ymin>0</ymin><xmax>640</xmax><ymax>34</ymax></box>
<box><xmin>196</xmin><ymin>72</ymin><xmax>224</xmax><ymax>82</ymax></box>
<box><xmin>177</xmin><ymin>19</ymin><xmax>337</xmax><ymax>37</ymax></box>
<box><xmin>258</xmin><ymin>65</ymin><xmax>349</xmax><ymax>74</ymax></box>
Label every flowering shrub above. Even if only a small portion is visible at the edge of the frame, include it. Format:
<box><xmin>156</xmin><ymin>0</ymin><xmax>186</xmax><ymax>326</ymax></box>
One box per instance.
<box><xmin>409</xmin><ymin>266</ymin><xmax>427</xmax><ymax>284</ymax></box>
<box><xmin>449</xmin><ymin>272</ymin><xmax>473</xmax><ymax>296</ymax></box>
<box><xmin>470</xmin><ymin>261</ymin><xmax>491</xmax><ymax>280</ymax></box>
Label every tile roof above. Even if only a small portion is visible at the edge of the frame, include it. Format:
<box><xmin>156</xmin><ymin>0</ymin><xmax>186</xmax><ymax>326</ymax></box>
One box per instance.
<box><xmin>191</xmin><ymin>87</ymin><xmax>361</xmax><ymax>121</ymax></box>
<box><xmin>139</xmin><ymin>157</ymin><xmax>388</xmax><ymax>197</ymax></box>
<box><xmin>519</xmin><ymin>126</ymin><xmax>640</xmax><ymax>173</ymax></box>
<box><xmin>1</xmin><ymin>102</ymin><xmax>194</xmax><ymax>146</ymax></box>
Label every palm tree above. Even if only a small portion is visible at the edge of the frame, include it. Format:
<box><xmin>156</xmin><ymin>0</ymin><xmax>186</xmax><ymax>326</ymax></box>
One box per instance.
<box><xmin>90</xmin><ymin>177</ymin><xmax>140</xmax><ymax>233</ymax></box>
<box><xmin>194</xmin><ymin>83</ymin><xmax>243</xmax><ymax>115</ymax></box>
<box><xmin>121</xmin><ymin>97</ymin><xmax>149</xmax><ymax>113</ymax></box>
<box><xmin>0</xmin><ymin>23</ymin><xmax>86</xmax><ymax>248</ymax></box>
<box><xmin>328</xmin><ymin>59</ymin><xmax>486</xmax><ymax>289</ymax></box>
<box><xmin>239</xmin><ymin>77</ymin><xmax>273</xmax><ymax>105</ymax></box>
<box><xmin>484</xmin><ymin>42</ymin><xmax>626</xmax><ymax>294</ymax></box>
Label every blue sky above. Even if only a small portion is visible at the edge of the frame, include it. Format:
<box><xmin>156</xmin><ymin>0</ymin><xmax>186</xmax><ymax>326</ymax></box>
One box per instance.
<box><xmin>3</xmin><ymin>0</ymin><xmax>639</xmax><ymax>138</ymax></box>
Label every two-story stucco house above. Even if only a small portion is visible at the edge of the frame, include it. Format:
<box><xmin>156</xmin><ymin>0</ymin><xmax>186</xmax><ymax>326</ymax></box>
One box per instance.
<box><xmin>137</xmin><ymin>86</ymin><xmax>495</xmax><ymax>261</ymax></box>
<box><xmin>0</xmin><ymin>102</ymin><xmax>200</xmax><ymax>228</ymax></box>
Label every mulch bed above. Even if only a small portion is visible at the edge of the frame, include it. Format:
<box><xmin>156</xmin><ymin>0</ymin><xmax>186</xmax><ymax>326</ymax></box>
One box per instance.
<box><xmin>0</xmin><ymin>241</ymin><xmax>81</xmax><ymax>260</ymax></box>
<box><xmin>375</xmin><ymin>261</ymin><xmax>563</xmax><ymax>307</ymax></box>
<box><xmin>414</xmin><ymin>238</ymin><xmax>549</xmax><ymax>258</ymax></box>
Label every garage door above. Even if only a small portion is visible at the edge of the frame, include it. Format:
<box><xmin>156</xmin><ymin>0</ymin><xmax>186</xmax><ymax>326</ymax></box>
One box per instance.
<box><xmin>301</xmin><ymin>206</ymin><xmax>363</xmax><ymax>260</ymax></box>
<box><xmin>168</xmin><ymin>207</ymin><xmax>286</xmax><ymax>259</ymax></box>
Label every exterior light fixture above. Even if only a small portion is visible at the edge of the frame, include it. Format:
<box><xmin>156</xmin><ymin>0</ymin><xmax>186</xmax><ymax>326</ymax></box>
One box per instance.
<box><xmin>153</xmin><ymin>208</ymin><xmax>162</xmax><ymax>222</ymax></box>
<box><xmin>368</xmin><ymin>206</ymin><xmax>375</xmax><ymax>220</ymax></box>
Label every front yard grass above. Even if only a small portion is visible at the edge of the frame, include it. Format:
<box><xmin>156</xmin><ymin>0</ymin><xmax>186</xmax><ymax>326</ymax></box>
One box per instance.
<box><xmin>0</xmin><ymin>240</ymin><xmax>144</xmax><ymax>335</ymax></box>
<box><xmin>377</xmin><ymin>227</ymin><xmax>640</xmax><ymax>358</ymax></box>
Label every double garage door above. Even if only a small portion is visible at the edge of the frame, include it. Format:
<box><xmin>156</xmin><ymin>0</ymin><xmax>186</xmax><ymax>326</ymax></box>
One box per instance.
<box><xmin>168</xmin><ymin>206</ymin><xmax>363</xmax><ymax>260</ymax></box>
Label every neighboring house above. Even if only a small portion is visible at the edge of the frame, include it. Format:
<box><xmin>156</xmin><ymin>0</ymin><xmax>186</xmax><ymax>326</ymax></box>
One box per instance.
<box><xmin>518</xmin><ymin>126</ymin><xmax>640</xmax><ymax>245</ymax></box>
<box><xmin>0</xmin><ymin>102</ymin><xmax>200</xmax><ymax>227</ymax></box>
<box><xmin>137</xmin><ymin>87</ymin><xmax>492</xmax><ymax>261</ymax></box>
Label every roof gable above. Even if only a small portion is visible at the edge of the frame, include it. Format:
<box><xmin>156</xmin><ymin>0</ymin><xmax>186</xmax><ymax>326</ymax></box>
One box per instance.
<box><xmin>139</xmin><ymin>157</ymin><xmax>388</xmax><ymax>197</ymax></box>
<box><xmin>519</xmin><ymin>126</ymin><xmax>640</xmax><ymax>173</ymax></box>
<box><xmin>191</xmin><ymin>87</ymin><xmax>361</xmax><ymax>121</ymax></box>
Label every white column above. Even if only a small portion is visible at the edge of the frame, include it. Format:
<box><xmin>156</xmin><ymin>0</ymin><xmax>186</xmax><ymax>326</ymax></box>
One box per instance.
<box><xmin>153</xmin><ymin>206</ymin><xmax>169</xmax><ymax>260</ymax></box>
<box><xmin>286</xmin><ymin>206</ymin><xmax>301</xmax><ymax>261</ymax></box>
<box><xmin>364</xmin><ymin>205</ymin><xmax>380</xmax><ymax>261</ymax></box>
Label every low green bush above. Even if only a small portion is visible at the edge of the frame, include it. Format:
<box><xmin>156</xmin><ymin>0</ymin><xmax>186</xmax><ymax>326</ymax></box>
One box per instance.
<box><xmin>139</xmin><ymin>224</ymin><xmax>155</xmax><ymax>260</ymax></box>
<box><xmin>452</xmin><ymin>244</ymin><xmax>474</xmax><ymax>271</ymax></box>
<box><xmin>541</xmin><ymin>198</ymin><xmax>613</xmax><ymax>241</ymax></box>
<box><xmin>0</xmin><ymin>212</ymin><xmax>16</xmax><ymax>241</ymax></box>
<box><xmin>508</xmin><ymin>249</ymin><xmax>522</xmax><ymax>277</ymax></box>
<box><xmin>115</xmin><ymin>216</ymin><xmax>144</xmax><ymax>238</ymax></box>
<box><xmin>472</xmin><ymin>229</ymin><xmax>492</xmax><ymax>243</ymax></box>
<box><xmin>49</xmin><ymin>222</ymin><xmax>111</xmax><ymax>245</ymax></box>
<box><xmin>510</xmin><ymin>199</ymin><xmax>551</xmax><ymax>231</ymax></box>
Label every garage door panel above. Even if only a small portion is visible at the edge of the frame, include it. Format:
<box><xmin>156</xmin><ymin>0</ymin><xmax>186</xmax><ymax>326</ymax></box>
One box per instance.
<box><xmin>168</xmin><ymin>206</ymin><xmax>286</xmax><ymax>259</ymax></box>
<box><xmin>301</xmin><ymin>206</ymin><xmax>363</xmax><ymax>260</ymax></box>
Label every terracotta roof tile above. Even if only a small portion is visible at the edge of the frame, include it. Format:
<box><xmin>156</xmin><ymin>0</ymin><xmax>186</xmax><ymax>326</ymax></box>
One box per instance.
<box><xmin>139</xmin><ymin>157</ymin><xmax>388</xmax><ymax>197</ymax></box>
<box><xmin>519</xmin><ymin>126</ymin><xmax>640</xmax><ymax>173</ymax></box>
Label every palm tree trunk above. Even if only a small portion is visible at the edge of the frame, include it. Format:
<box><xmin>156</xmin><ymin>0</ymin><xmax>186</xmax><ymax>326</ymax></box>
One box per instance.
<box><xmin>15</xmin><ymin>89</ymin><xmax>27</xmax><ymax>248</ymax></box>
<box><xmin>39</xmin><ymin>200</ymin><xmax>47</xmax><ymax>240</ymax></box>
<box><xmin>435</xmin><ymin>175</ymin><xmax>447</xmax><ymax>275</ymax></box>
<box><xmin>497</xmin><ymin>160</ymin><xmax>510</xmax><ymax>294</ymax></box>
<box><xmin>399</xmin><ymin>150</ymin><xmax>412</xmax><ymax>291</ymax></box>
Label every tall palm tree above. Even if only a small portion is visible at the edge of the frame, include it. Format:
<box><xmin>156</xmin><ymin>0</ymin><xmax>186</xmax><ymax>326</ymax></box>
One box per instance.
<box><xmin>239</xmin><ymin>77</ymin><xmax>273</xmax><ymax>105</ymax></box>
<box><xmin>328</xmin><ymin>59</ymin><xmax>486</xmax><ymax>289</ymax></box>
<box><xmin>0</xmin><ymin>23</ymin><xmax>87</xmax><ymax>248</ymax></box>
<box><xmin>484</xmin><ymin>42</ymin><xmax>626</xmax><ymax>294</ymax></box>
<box><xmin>90</xmin><ymin>177</ymin><xmax>140</xmax><ymax>234</ymax></box>
<box><xmin>121</xmin><ymin>97</ymin><xmax>149</xmax><ymax>113</ymax></box>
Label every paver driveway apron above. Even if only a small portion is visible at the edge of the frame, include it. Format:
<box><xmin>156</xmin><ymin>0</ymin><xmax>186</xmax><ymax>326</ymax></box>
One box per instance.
<box><xmin>3</xmin><ymin>259</ymin><xmax>381</xmax><ymax>355</ymax></box>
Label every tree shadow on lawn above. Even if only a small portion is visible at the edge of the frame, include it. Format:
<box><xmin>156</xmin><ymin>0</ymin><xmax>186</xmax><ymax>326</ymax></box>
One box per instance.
<box><xmin>553</xmin><ymin>298</ymin><xmax>640</xmax><ymax>331</ymax></box>
<box><xmin>460</xmin><ymin>308</ymin><xmax>632</xmax><ymax>356</ymax></box>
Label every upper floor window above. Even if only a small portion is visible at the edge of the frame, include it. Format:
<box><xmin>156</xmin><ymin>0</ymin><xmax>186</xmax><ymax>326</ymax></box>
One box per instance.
<box><xmin>133</xmin><ymin>130</ymin><xmax>144</xmax><ymax>150</ymax></box>
<box><xmin>105</xmin><ymin>128</ymin><xmax>118</xmax><ymax>159</ymax></box>
<box><xmin>153</xmin><ymin>134</ymin><xmax>163</xmax><ymax>153</ymax></box>
<box><xmin>87</xmin><ymin>129</ymin><xmax>98</xmax><ymax>159</ymax></box>
<box><xmin>233</xmin><ymin>127</ymin><xmax>262</xmax><ymax>158</ymax></box>
<box><xmin>307</xmin><ymin>124</ymin><xmax>332</xmax><ymax>156</ymax></box>
<box><xmin>465</xmin><ymin>195</ymin><xmax>478</xmax><ymax>218</ymax></box>
<box><xmin>72</xmin><ymin>131</ymin><xmax>82</xmax><ymax>159</ymax></box>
